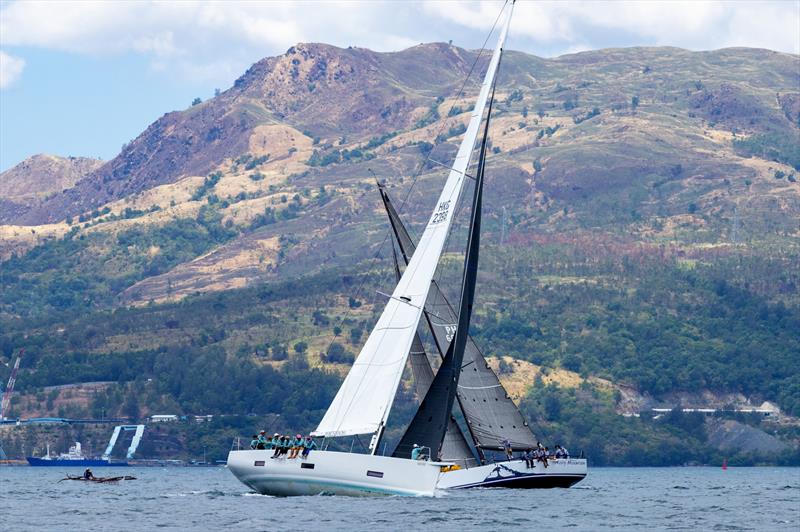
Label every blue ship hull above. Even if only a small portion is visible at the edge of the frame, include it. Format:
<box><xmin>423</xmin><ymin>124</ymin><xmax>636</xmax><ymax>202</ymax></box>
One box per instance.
<box><xmin>26</xmin><ymin>457</ymin><xmax>129</xmax><ymax>467</ymax></box>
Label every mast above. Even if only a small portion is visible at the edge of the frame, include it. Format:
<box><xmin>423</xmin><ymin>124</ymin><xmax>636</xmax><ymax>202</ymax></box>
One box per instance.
<box><xmin>312</xmin><ymin>0</ymin><xmax>515</xmax><ymax>440</ymax></box>
<box><xmin>393</xmin><ymin>73</ymin><xmax>498</xmax><ymax>459</ymax></box>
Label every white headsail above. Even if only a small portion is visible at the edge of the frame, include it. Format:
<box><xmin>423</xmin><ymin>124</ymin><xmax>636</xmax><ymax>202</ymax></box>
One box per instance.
<box><xmin>313</xmin><ymin>2</ymin><xmax>514</xmax><ymax>438</ymax></box>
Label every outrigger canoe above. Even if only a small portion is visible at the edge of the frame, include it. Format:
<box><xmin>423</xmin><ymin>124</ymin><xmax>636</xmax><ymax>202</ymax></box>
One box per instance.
<box><xmin>59</xmin><ymin>475</ymin><xmax>136</xmax><ymax>483</ymax></box>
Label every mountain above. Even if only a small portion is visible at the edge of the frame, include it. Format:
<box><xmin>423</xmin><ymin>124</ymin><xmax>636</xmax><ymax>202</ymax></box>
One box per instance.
<box><xmin>0</xmin><ymin>154</ymin><xmax>103</xmax><ymax>217</ymax></box>
<box><xmin>0</xmin><ymin>43</ymin><xmax>798</xmax><ymax>464</ymax></box>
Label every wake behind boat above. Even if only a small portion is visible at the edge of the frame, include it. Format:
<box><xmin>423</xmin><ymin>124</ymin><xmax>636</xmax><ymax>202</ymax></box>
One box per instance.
<box><xmin>227</xmin><ymin>0</ymin><xmax>586</xmax><ymax>496</ymax></box>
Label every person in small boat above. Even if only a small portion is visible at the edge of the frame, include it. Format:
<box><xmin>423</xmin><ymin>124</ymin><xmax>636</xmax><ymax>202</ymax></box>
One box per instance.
<box><xmin>502</xmin><ymin>438</ymin><xmax>513</xmax><ymax>460</ymax></box>
<box><xmin>411</xmin><ymin>444</ymin><xmax>423</xmax><ymax>461</ymax></box>
<box><xmin>83</xmin><ymin>468</ymin><xmax>94</xmax><ymax>480</ymax></box>
<box><xmin>301</xmin><ymin>436</ymin><xmax>317</xmax><ymax>459</ymax></box>
<box><xmin>250</xmin><ymin>435</ymin><xmax>259</xmax><ymax>450</ymax></box>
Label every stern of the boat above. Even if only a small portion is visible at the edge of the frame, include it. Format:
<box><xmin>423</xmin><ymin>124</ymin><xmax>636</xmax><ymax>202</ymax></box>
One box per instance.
<box><xmin>437</xmin><ymin>457</ymin><xmax>587</xmax><ymax>489</ymax></box>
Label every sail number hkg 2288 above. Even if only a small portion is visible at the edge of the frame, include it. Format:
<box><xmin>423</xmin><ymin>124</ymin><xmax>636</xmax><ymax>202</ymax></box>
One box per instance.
<box><xmin>431</xmin><ymin>201</ymin><xmax>451</xmax><ymax>225</ymax></box>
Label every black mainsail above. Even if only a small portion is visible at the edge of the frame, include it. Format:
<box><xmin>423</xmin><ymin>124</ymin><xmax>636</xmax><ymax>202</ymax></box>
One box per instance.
<box><xmin>389</xmin><ymin>244</ymin><xmax>477</xmax><ymax>463</ymax></box>
<box><xmin>382</xmin><ymin>186</ymin><xmax>538</xmax><ymax>454</ymax></box>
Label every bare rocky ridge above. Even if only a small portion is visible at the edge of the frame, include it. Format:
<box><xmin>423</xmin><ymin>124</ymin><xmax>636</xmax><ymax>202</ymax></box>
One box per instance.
<box><xmin>6</xmin><ymin>44</ymin><xmax>796</xmax><ymax>227</ymax></box>
<box><xmin>0</xmin><ymin>154</ymin><xmax>103</xmax><ymax>204</ymax></box>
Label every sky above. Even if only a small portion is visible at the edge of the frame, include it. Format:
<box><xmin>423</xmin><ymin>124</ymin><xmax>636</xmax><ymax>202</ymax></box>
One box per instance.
<box><xmin>1</xmin><ymin>0</ymin><xmax>799</xmax><ymax>171</ymax></box>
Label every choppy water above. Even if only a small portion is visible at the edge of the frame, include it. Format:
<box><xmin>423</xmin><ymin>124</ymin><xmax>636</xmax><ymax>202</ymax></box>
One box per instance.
<box><xmin>1</xmin><ymin>466</ymin><xmax>798</xmax><ymax>531</ymax></box>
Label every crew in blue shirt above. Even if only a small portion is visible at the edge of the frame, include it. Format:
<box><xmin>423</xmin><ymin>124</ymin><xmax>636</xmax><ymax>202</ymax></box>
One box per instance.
<box><xmin>301</xmin><ymin>436</ymin><xmax>317</xmax><ymax>458</ymax></box>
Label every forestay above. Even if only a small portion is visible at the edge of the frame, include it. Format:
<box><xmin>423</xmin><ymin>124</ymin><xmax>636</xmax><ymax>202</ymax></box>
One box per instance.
<box><xmin>312</xmin><ymin>2</ymin><xmax>515</xmax><ymax>438</ymax></box>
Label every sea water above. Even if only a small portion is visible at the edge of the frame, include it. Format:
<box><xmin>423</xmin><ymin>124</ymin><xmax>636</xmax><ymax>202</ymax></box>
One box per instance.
<box><xmin>1</xmin><ymin>467</ymin><xmax>797</xmax><ymax>531</ymax></box>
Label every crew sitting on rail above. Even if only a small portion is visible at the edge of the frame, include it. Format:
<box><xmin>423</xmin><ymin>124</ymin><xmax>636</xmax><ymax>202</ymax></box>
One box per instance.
<box><xmin>301</xmin><ymin>436</ymin><xmax>317</xmax><ymax>459</ymax></box>
<box><xmin>272</xmin><ymin>435</ymin><xmax>286</xmax><ymax>458</ymax></box>
<box><xmin>536</xmin><ymin>442</ymin><xmax>549</xmax><ymax>468</ymax></box>
<box><xmin>555</xmin><ymin>445</ymin><xmax>569</xmax><ymax>458</ymax></box>
<box><xmin>270</xmin><ymin>433</ymin><xmax>281</xmax><ymax>451</ymax></box>
<box><xmin>279</xmin><ymin>435</ymin><xmax>291</xmax><ymax>457</ymax></box>
<box><xmin>257</xmin><ymin>431</ymin><xmax>269</xmax><ymax>449</ymax></box>
<box><xmin>288</xmin><ymin>434</ymin><xmax>304</xmax><ymax>459</ymax></box>
<box><xmin>523</xmin><ymin>449</ymin><xmax>534</xmax><ymax>468</ymax></box>
<box><xmin>250</xmin><ymin>435</ymin><xmax>259</xmax><ymax>450</ymax></box>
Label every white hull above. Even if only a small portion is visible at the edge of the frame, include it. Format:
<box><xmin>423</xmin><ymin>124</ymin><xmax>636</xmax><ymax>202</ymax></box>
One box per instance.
<box><xmin>437</xmin><ymin>458</ymin><xmax>587</xmax><ymax>490</ymax></box>
<box><xmin>227</xmin><ymin>449</ymin><xmax>444</xmax><ymax>497</ymax></box>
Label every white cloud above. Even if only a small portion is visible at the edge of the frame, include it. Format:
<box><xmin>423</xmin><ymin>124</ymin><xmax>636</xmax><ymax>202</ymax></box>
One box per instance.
<box><xmin>0</xmin><ymin>50</ymin><xmax>25</xmax><ymax>89</ymax></box>
<box><xmin>0</xmin><ymin>0</ymin><xmax>797</xmax><ymax>87</ymax></box>
<box><xmin>426</xmin><ymin>0</ymin><xmax>800</xmax><ymax>54</ymax></box>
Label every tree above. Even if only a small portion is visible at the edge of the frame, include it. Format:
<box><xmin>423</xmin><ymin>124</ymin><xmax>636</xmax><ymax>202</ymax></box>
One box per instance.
<box><xmin>631</xmin><ymin>95</ymin><xmax>640</xmax><ymax>110</ymax></box>
<box><xmin>191</xmin><ymin>97</ymin><xmax>202</xmax><ymax>106</ymax></box>
<box><xmin>326</xmin><ymin>342</ymin><xmax>354</xmax><ymax>364</ymax></box>
<box><xmin>294</xmin><ymin>341</ymin><xmax>308</xmax><ymax>354</ymax></box>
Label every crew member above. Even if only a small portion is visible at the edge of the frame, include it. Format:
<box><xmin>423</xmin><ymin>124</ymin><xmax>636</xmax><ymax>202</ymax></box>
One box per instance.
<box><xmin>250</xmin><ymin>435</ymin><xmax>259</xmax><ymax>450</ymax></box>
<box><xmin>83</xmin><ymin>468</ymin><xmax>94</xmax><ymax>480</ymax></box>
<box><xmin>502</xmin><ymin>438</ymin><xmax>513</xmax><ymax>460</ymax></box>
<box><xmin>288</xmin><ymin>434</ymin><xmax>303</xmax><ymax>459</ymax></box>
<box><xmin>301</xmin><ymin>436</ymin><xmax>317</xmax><ymax>459</ymax></box>
<box><xmin>524</xmin><ymin>449</ymin><xmax>534</xmax><ymax>468</ymax></box>
<box><xmin>411</xmin><ymin>444</ymin><xmax>422</xmax><ymax>461</ymax></box>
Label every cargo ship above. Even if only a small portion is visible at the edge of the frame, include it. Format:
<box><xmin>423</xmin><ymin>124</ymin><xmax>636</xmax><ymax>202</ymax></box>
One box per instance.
<box><xmin>27</xmin><ymin>442</ymin><xmax>129</xmax><ymax>467</ymax></box>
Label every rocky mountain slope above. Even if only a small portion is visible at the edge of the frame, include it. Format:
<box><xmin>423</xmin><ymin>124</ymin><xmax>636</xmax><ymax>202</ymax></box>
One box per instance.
<box><xmin>0</xmin><ymin>154</ymin><xmax>102</xmax><ymax>217</ymax></box>
<box><xmin>2</xmin><ymin>44</ymin><xmax>798</xmax><ymax>297</ymax></box>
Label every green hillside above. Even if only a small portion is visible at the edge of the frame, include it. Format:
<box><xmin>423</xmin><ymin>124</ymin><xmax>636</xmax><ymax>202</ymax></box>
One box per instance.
<box><xmin>1</xmin><ymin>43</ymin><xmax>798</xmax><ymax>464</ymax></box>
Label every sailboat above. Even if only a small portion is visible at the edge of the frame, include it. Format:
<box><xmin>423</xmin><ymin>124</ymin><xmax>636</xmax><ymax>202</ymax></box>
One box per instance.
<box><xmin>378</xmin><ymin>186</ymin><xmax>587</xmax><ymax>490</ymax></box>
<box><xmin>227</xmin><ymin>0</ymin><xmax>586</xmax><ymax>496</ymax></box>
